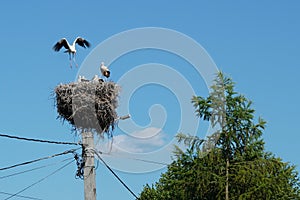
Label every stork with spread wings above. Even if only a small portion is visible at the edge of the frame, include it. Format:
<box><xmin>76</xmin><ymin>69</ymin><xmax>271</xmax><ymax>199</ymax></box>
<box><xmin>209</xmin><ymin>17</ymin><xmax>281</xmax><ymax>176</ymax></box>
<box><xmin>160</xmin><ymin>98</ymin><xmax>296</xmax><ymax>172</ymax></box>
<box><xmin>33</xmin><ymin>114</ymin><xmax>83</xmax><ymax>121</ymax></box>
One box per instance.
<box><xmin>53</xmin><ymin>37</ymin><xmax>90</xmax><ymax>68</ymax></box>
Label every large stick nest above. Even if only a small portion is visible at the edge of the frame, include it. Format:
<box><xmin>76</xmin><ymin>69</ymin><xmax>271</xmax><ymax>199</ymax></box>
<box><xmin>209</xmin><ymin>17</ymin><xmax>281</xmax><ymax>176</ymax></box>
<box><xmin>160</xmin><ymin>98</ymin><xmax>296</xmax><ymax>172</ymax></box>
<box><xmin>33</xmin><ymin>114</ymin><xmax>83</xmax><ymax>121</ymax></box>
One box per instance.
<box><xmin>55</xmin><ymin>80</ymin><xmax>120</xmax><ymax>137</ymax></box>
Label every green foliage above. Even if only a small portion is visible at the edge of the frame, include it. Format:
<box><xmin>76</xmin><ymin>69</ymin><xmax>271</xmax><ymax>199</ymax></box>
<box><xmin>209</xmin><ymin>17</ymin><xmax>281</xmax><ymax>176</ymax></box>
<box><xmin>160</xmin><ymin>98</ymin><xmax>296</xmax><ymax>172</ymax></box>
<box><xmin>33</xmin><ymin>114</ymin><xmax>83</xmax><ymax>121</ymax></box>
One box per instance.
<box><xmin>139</xmin><ymin>72</ymin><xmax>300</xmax><ymax>200</ymax></box>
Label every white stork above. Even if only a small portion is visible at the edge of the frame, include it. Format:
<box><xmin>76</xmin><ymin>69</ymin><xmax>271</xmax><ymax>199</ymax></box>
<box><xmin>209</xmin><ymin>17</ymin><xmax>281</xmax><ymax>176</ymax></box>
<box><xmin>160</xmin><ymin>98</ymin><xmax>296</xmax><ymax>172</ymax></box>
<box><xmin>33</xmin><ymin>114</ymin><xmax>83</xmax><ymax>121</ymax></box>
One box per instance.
<box><xmin>100</xmin><ymin>62</ymin><xmax>110</xmax><ymax>79</ymax></box>
<box><xmin>92</xmin><ymin>74</ymin><xmax>99</xmax><ymax>82</ymax></box>
<box><xmin>77</xmin><ymin>75</ymin><xmax>89</xmax><ymax>82</ymax></box>
<box><xmin>53</xmin><ymin>37</ymin><xmax>90</xmax><ymax>68</ymax></box>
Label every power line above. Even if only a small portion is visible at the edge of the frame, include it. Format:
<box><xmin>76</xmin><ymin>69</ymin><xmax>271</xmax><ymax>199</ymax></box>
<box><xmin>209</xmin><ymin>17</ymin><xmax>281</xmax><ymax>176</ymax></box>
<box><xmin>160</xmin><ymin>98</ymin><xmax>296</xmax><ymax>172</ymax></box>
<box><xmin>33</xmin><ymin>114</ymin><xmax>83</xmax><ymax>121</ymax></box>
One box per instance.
<box><xmin>0</xmin><ymin>192</ymin><xmax>43</xmax><ymax>200</ymax></box>
<box><xmin>100</xmin><ymin>152</ymin><xmax>169</xmax><ymax>166</ymax></box>
<box><xmin>0</xmin><ymin>148</ymin><xmax>79</xmax><ymax>171</ymax></box>
<box><xmin>0</xmin><ymin>157</ymin><xmax>73</xmax><ymax>179</ymax></box>
<box><xmin>0</xmin><ymin>133</ymin><xmax>81</xmax><ymax>146</ymax></box>
<box><xmin>95</xmin><ymin>139</ymin><xmax>168</xmax><ymax>166</ymax></box>
<box><xmin>4</xmin><ymin>159</ymin><xmax>74</xmax><ymax>200</ymax></box>
<box><xmin>126</xmin><ymin>157</ymin><xmax>168</xmax><ymax>166</ymax></box>
<box><xmin>91</xmin><ymin>149</ymin><xmax>139</xmax><ymax>200</ymax></box>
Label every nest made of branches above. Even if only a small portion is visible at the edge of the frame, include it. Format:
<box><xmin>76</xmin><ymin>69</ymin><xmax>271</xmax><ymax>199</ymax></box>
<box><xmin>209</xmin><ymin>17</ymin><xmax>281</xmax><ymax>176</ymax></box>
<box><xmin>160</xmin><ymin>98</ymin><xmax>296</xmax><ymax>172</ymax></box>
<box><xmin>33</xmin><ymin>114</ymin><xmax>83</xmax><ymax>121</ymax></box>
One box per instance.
<box><xmin>55</xmin><ymin>80</ymin><xmax>120</xmax><ymax>137</ymax></box>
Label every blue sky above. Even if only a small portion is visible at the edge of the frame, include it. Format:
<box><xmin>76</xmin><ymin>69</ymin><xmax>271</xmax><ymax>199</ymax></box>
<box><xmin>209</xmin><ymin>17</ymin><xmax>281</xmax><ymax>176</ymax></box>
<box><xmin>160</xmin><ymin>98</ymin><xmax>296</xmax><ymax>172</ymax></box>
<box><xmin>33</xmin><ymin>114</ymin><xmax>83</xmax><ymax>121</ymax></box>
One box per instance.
<box><xmin>0</xmin><ymin>1</ymin><xmax>300</xmax><ymax>200</ymax></box>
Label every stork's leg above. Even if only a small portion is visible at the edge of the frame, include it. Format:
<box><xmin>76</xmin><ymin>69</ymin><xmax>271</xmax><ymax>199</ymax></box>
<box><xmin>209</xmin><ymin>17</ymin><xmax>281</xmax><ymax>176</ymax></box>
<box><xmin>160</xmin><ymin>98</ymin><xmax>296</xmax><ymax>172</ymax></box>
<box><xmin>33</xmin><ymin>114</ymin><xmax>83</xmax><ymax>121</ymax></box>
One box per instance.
<box><xmin>73</xmin><ymin>53</ymin><xmax>78</xmax><ymax>68</ymax></box>
<box><xmin>69</xmin><ymin>53</ymin><xmax>72</xmax><ymax>68</ymax></box>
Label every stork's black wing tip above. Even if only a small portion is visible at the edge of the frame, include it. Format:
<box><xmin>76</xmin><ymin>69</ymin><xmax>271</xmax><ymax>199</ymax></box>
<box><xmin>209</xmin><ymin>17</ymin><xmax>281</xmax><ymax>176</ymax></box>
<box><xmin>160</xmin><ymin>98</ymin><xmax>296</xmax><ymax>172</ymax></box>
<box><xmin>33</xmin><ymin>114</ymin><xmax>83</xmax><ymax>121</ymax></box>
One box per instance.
<box><xmin>85</xmin><ymin>40</ymin><xmax>91</xmax><ymax>48</ymax></box>
<box><xmin>76</xmin><ymin>37</ymin><xmax>91</xmax><ymax>48</ymax></box>
<box><xmin>53</xmin><ymin>38</ymin><xmax>70</xmax><ymax>51</ymax></box>
<box><xmin>53</xmin><ymin>43</ymin><xmax>59</xmax><ymax>51</ymax></box>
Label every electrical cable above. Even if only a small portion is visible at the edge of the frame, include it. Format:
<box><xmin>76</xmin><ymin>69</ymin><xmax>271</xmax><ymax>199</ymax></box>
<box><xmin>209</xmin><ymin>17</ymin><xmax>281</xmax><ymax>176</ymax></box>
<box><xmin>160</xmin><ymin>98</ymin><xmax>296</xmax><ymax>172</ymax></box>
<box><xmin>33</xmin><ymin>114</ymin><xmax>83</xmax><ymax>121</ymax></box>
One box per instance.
<box><xmin>100</xmin><ymin>152</ymin><xmax>169</xmax><ymax>166</ymax></box>
<box><xmin>4</xmin><ymin>159</ymin><xmax>74</xmax><ymax>200</ymax></box>
<box><xmin>90</xmin><ymin>149</ymin><xmax>139</xmax><ymax>200</ymax></box>
<box><xmin>0</xmin><ymin>157</ymin><xmax>73</xmax><ymax>179</ymax></box>
<box><xmin>0</xmin><ymin>133</ymin><xmax>81</xmax><ymax>146</ymax></box>
<box><xmin>0</xmin><ymin>192</ymin><xmax>43</xmax><ymax>200</ymax></box>
<box><xmin>124</xmin><ymin>157</ymin><xmax>168</xmax><ymax>166</ymax></box>
<box><xmin>0</xmin><ymin>148</ymin><xmax>80</xmax><ymax>171</ymax></box>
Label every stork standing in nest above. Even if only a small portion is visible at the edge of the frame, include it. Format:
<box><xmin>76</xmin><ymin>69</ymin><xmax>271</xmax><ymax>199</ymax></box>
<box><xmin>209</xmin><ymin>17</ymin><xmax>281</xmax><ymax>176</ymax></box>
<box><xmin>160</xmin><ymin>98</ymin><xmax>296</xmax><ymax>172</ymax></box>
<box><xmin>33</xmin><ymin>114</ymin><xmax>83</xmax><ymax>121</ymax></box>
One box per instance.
<box><xmin>53</xmin><ymin>37</ymin><xmax>90</xmax><ymax>68</ymax></box>
<box><xmin>100</xmin><ymin>62</ymin><xmax>110</xmax><ymax>80</ymax></box>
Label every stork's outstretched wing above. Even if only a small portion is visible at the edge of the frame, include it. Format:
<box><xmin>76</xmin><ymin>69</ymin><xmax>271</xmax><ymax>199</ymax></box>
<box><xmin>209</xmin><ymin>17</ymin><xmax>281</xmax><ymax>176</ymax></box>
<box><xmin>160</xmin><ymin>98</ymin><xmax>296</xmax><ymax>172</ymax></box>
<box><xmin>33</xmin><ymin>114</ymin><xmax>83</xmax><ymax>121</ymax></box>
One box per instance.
<box><xmin>75</xmin><ymin>37</ymin><xmax>90</xmax><ymax>48</ymax></box>
<box><xmin>53</xmin><ymin>38</ymin><xmax>70</xmax><ymax>51</ymax></box>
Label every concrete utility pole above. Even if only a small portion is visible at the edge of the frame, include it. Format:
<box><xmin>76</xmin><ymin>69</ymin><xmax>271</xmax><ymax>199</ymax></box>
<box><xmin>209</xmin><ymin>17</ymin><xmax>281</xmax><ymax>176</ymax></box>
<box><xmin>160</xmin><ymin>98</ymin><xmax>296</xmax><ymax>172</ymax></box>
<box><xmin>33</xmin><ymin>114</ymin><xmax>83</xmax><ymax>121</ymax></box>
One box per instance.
<box><xmin>82</xmin><ymin>131</ymin><xmax>96</xmax><ymax>200</ymax></box>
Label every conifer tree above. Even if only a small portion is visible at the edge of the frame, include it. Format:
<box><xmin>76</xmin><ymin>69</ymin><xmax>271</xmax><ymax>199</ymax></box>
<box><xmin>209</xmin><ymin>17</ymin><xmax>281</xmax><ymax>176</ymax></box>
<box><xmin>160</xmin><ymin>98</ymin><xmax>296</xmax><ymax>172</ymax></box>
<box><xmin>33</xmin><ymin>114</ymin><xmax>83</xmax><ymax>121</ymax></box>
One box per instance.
<box><xmin>139</xmin><ymin>72</ymin><xmax>300</xmax><ymax>200</ymax></box>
